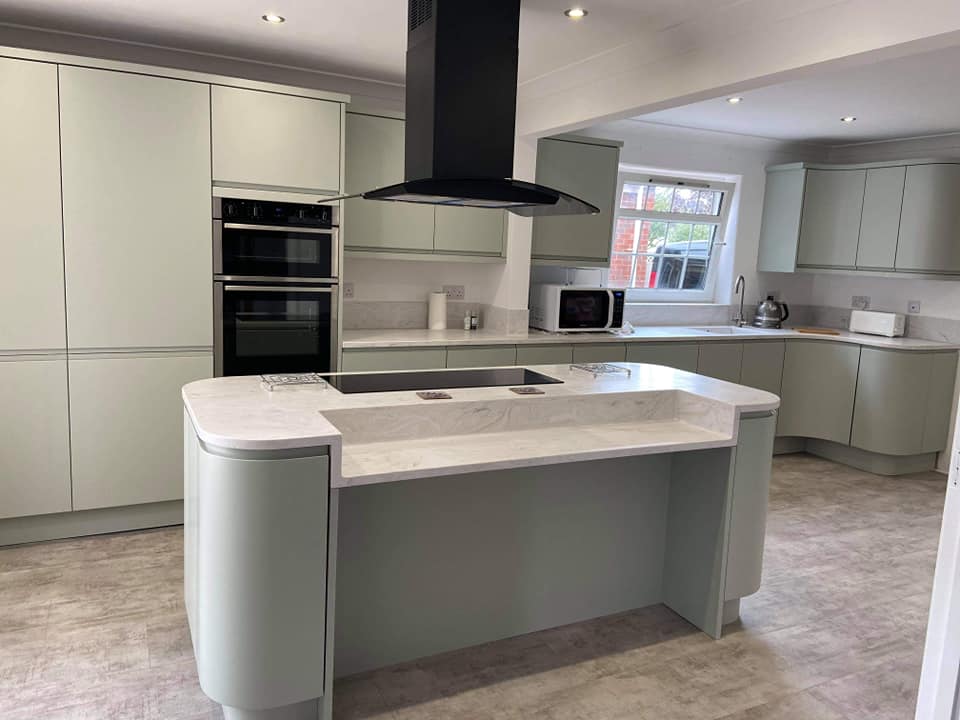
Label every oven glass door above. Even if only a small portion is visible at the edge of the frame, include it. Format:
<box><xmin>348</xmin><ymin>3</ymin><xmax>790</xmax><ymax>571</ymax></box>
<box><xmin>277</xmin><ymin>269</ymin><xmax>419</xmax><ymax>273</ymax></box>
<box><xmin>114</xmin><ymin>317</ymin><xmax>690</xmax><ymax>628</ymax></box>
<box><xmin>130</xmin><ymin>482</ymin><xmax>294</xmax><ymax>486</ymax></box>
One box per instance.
<box><xmin>558</xmin><ymin>290</ymin><xmax>611</xmax><ymax>329</ymax></box>
<box><xmin>217</xmin><ymin>223</ymin><xmax>337</xmax><ymax>280</ymax></box>
<box><xmin>218</xmin><ymin>284</ymin><xmax>335</xmax><ymax>376</ymax></box>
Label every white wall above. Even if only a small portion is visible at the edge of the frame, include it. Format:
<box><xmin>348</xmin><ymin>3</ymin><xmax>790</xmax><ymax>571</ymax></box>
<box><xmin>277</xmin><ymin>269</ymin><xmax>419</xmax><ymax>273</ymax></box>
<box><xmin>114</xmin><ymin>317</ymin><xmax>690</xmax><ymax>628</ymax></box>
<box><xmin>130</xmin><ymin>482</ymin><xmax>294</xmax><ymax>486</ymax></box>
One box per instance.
<box><xmin>342</xmin><ymin>257</ymin><xmax>505</xmax><ymax>305</ymax></box>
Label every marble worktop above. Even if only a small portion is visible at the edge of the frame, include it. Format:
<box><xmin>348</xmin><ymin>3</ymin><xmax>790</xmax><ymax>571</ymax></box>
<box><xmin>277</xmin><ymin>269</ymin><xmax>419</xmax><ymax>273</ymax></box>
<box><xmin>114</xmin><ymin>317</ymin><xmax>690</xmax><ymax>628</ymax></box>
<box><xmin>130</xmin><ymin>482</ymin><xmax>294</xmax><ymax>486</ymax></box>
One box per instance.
<box><xmin>341</xmin><ymin>326</ymin><xmax>960</xmax><ymax>351</ymax></box>
<box><xmin>182</xmin><ymin>363</ymin><xmax>780</xmax><ymax>487</ymax></box>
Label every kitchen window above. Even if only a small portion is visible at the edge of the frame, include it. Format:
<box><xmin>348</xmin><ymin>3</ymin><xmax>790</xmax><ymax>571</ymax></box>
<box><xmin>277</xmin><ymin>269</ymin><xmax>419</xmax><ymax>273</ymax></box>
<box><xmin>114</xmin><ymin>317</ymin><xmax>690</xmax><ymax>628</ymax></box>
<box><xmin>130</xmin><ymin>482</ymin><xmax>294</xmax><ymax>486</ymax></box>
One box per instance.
<box><xmin>609</xmin><ymin>172</ymin><xmax>734</xmax><ymax>303</ymax></box>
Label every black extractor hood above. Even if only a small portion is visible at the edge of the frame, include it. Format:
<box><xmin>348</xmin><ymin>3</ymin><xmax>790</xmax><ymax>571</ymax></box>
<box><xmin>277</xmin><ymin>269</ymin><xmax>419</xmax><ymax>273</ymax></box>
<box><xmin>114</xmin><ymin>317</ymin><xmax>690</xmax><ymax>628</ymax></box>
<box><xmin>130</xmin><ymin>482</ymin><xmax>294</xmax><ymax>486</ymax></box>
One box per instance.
<box><xmin>341</xmin><ymin>0</ymin><xmax>599</xmax><ymax>217</ymax></box>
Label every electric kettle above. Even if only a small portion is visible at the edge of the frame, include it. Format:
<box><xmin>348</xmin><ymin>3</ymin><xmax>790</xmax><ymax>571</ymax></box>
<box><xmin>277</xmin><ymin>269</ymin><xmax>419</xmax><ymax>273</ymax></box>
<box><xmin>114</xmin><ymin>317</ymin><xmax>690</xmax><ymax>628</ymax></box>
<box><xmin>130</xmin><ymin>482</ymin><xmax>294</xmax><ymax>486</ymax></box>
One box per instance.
<box><xmin>753</xmin><ymin>296</ymin><xmax>789</xmax><ymax>329</ymax></box>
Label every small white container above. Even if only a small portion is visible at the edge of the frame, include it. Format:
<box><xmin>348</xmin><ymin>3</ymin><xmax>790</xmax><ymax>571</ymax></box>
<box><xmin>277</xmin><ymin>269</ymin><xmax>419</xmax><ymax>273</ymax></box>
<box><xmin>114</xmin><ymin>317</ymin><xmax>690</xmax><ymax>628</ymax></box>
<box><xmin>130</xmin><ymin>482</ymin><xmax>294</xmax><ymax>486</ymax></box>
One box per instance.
<box><xmin>428</xmin><ymin>292</ymin><xmax>447</xmax><ymax>330</ymax></box>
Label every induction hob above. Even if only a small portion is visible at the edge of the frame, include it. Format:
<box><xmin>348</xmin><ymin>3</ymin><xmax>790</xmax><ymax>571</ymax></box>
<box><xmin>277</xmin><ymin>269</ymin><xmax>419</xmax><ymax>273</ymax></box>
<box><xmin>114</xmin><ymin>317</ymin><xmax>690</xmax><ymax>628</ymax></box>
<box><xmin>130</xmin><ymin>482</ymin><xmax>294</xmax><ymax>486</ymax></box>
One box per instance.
<box><xmin>322</xmin><ymin>367</ymin><xmax>563</xmax><ymax>394</ymax></box>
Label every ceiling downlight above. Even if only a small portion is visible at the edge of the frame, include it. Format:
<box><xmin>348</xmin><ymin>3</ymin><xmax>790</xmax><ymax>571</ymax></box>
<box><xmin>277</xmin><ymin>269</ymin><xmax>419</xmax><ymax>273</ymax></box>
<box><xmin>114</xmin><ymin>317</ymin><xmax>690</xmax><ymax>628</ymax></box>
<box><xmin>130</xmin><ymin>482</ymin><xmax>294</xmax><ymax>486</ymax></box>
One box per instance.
<box><xmin>564</xmin><ymin>8</ymin><xmax>588</xmax><ymax>19</ymax></box>
<box><xmin>261</xmin><ymin>13</ymin><xmax>285</xmax><ymax>24</ymax></box>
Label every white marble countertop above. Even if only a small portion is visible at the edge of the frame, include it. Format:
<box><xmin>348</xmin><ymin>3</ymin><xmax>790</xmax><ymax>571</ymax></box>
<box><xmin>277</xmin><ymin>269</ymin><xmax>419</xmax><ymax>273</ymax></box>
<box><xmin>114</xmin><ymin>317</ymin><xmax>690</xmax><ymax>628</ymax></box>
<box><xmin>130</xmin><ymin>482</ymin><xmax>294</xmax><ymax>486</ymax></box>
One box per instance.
<box><xmin>341</xmin><ymin>326</ymin><xmax>960</xmax><ymax>351</ymax></box>
<box><xmin>182</xmin><ymin>363</ymin><xmax>780</xmax><ymax>487</ymax></box>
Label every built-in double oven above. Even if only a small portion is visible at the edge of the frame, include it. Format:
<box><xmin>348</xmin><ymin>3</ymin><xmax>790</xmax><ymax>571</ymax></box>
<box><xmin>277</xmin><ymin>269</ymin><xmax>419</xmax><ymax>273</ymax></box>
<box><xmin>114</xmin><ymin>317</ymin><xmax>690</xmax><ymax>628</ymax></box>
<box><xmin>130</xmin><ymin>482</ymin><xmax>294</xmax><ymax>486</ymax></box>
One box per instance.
<box><xmin>213</xmin><ymin>197</ymin><xmax>339</xmax><ymax>377</ymax></box>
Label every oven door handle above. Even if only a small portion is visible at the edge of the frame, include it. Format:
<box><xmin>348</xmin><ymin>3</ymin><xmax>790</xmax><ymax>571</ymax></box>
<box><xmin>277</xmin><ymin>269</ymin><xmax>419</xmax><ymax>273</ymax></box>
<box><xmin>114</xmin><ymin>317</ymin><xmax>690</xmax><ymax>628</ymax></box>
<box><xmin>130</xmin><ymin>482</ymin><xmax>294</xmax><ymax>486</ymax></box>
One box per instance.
<box><xmin>223</xmin><ymin>223</ymin><xmax>334</xmax><ymax>234</ymax></box>
<box><xmin>223</xmin><ymin>285</ymin><xmax>336</xmax><ymax>293</ymax></box>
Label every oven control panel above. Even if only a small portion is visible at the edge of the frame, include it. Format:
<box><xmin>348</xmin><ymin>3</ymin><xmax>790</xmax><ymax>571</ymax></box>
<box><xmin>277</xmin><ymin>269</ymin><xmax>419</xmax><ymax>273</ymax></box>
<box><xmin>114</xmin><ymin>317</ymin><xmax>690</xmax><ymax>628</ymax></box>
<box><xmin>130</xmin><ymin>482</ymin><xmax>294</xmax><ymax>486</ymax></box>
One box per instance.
<box><xmin>215</xmin><ymin>198</ymin><xmax>334</xmax><ymax>228</ymax></box>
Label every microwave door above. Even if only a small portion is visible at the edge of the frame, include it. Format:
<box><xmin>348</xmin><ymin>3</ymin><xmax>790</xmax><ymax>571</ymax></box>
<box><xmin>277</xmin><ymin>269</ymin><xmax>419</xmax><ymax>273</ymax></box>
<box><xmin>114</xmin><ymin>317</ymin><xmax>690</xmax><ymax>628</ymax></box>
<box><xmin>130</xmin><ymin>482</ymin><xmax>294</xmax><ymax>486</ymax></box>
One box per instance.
<box><xmin>559</xmin><ymin>290</ymin><xmax>610</xmax><ymax>330</ymax></box>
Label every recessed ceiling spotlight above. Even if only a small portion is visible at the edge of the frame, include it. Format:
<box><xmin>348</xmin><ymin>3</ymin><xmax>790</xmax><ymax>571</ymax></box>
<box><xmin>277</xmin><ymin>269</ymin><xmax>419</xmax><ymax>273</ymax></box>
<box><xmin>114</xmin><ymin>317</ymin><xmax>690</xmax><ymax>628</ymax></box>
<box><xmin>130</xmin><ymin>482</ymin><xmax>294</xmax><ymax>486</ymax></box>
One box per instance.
<box><xmin>261</xmin><ymin>13</ymin><xmax>285</xmax><ymax>24</ymax></box>
<box><xmin>726</xmin><ymin>96</ymin><xmax>743</xmax><ymax>105</ymax></box>
<box><xmin>564</xmin><ymin>7</ymin><xmax>588</xmax><ymax>19</ymax></box>
<box><xmin>841</xmin><ymin>116</ymin><xmax>857</xmax><ymax>123</ymax></box>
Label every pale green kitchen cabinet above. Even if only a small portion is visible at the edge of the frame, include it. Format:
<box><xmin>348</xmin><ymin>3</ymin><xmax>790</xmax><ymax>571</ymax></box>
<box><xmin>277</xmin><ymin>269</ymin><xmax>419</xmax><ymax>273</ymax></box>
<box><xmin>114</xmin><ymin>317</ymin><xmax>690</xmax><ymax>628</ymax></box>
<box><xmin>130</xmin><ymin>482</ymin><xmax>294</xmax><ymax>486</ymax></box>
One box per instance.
<box><xmin>341</xmin><ymin>348</ymin><xmax>447</xmax><ymax>372</ymax></box>
<box><xmin>739</xmin><ymin>342</ymin><xmax>785</xmax><ymax>396</ymax></box>
<box><xmin>531</xmin><ymin>136</ymin><xmax>622</xmax><ymax>265</ymax></box>
<box><xmin>851</xmin><ymin>348</ymin><xmax>958</xmax><ymax>455</ymax></box>
<box><xmin>796</xmin><ymin>169</ymin><xmax>865</xmax><ymax>268</ymax></box>
<box><xmin>572</xmin><ymin>343</ymin><xmax>627</xmax><ymax>364</ymax></box>
<box><xmin>756</xmin><ymin>166</ymin><xmax>805</xmax><ymax>273</ymax></box>
<box><xmin>434</xmin><ymin>206</ymin><xmax>505</xmax><ymax>256</ymax></box>
<box><xmin>68</xmin><ymin>354</ymin><xmax>212</xmax><ymax>511</ymax></box>
<box><xmin>344</xmin><ymin>112</ymin><xmax>505</xmax><ymax>257</ymax></box>
<box><xmin>59</xmin><ymin>66</ymin><xmax>212</xmax><ymax>350</ymax></box>
<box><xmin>446</xmin><ymin>345</ymin><xmax>517</xmax><ymax>369</ymax></box>
<box><xmin>625</xmin><ymin>343</ymin><xmax>700</xmax><ymax>373</ymax></box>
<box><xmin>516</xmin><ymin>344</ymin><xmax>574</xmax><ymax>366</ymax></box>
<box><xmin>0</xmin><ymin>359</ymin><xmax>72</xmax><ymax>519</ymax></box>
<box><xmin>212</xmin><ymin>85</ymin><xmax>342</xmax><ymax>193</ymax></box>
<box><xmin>697</xmin><ymin>343</ymin><xmax>744</xmax><ymax>383</ymax></box>
<box><xmin>856</xmin><ymin>166</ymin><xmax>905</xmax><ymax>270</ymax></box>
<box><xmin>344</xmin><ymin>112</ymin><xmax>434</xmax><ymax>252</ymax></box>
<box><xmin>895</xmin><ymin>164</ymin><xmax>960</xmax><ymax>273</ymax></box>
<box><xmin>0</xmin><ymin>58</ymin><xmax>66</xmax><ymax>353</ymax></box>
<box><xmin>778</xmin><ymin>341</ymin><xmax>861</xmax><ymax>442</ymax></box>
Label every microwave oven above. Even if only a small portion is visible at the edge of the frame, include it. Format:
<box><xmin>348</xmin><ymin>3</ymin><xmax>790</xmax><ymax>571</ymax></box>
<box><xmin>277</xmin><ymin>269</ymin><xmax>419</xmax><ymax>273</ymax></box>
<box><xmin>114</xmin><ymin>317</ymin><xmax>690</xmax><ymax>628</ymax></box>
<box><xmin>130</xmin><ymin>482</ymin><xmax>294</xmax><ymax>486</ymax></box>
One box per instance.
<box><xmin>529</xmin><ymin>284</ymin><xmax>626</xmax><ymax>332</ymax></box>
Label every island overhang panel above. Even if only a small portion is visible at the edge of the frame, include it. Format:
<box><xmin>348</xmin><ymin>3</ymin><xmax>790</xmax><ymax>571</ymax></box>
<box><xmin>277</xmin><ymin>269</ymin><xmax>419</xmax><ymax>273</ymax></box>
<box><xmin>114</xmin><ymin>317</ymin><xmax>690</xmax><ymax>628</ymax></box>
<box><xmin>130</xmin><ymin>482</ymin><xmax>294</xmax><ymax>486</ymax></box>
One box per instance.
<box><xmin>182</xmin><ymin>363</ymin><xmax>779</xmax><ymax>720</ymax></box>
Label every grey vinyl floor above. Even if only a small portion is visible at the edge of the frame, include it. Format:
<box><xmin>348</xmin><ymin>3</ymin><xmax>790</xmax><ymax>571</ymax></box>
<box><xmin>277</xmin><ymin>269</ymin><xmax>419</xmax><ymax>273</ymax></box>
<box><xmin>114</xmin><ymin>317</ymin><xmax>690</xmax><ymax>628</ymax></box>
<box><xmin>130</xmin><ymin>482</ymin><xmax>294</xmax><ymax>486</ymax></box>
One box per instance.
<box><xmin>0</xmin><ymin>454</ymin><xmax>946</xmax><ymax>719</ymax></box>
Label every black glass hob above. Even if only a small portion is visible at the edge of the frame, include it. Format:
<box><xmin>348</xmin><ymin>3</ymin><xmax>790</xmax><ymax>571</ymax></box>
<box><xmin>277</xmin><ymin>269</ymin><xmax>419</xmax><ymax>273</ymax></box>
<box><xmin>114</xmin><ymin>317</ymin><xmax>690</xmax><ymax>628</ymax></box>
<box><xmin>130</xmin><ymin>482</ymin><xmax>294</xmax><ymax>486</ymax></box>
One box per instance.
<box><xmin>322</xmin><ymin>367</ymin><xmax>563</xmax><ymax>394</ymax></box>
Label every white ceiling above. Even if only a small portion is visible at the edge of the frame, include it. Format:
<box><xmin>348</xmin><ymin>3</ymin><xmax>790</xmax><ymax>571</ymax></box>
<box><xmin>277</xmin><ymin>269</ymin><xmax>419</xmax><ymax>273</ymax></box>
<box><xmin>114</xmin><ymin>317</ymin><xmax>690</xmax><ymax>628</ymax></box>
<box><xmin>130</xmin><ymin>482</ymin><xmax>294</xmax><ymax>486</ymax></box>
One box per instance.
<box><xmin>0</xmin><ymin>0</ymin><xmax>742</xmax><ymax>86</ymax></box>
<box><xmin>637</xmin><ymin>44</ymin><xmax>960</xmax><ymax>146</ymax></box>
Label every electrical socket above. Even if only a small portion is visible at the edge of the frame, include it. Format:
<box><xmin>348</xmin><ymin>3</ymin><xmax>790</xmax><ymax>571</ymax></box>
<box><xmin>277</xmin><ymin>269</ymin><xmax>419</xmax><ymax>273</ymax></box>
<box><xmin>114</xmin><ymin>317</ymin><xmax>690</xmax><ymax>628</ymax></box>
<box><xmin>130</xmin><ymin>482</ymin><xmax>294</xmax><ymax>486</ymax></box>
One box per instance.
<box><xmin>908</xmin><ymin>300</ymin><xmax>921</xmax><ymax>314</ymax></box>
<box><xmin>443</xmin><ymin>285</ymin><xmax>465</xmax><ymax>300</ymax></box>
<box><xmin>851</xmin><ymin>295</ymin><xmax>870</xmax><ymax>310</ymax></box>
<box><xmin>343</xmin><ymin>282</ymin><xmax>354</xmax><ymax>299</ymax></box>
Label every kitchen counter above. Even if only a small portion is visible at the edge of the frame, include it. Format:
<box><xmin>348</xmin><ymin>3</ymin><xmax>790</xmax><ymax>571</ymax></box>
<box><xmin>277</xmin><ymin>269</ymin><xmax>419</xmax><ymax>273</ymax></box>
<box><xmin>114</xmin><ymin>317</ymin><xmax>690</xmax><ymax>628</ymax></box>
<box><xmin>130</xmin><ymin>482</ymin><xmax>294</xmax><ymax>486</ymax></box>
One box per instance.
<box><xmin>182</xmin><ymin>363</ymin><xmax>779</xmax><ymax>465</ymax></box>
<box><xmin>341</xmin><ymin>326</ymin><xmax>960</xmax><ymax>351</ymax></box>
<box><xmin>183</xmin><ymin>363</ymin><xmax>778</xmax><ymax>719</ymax></box>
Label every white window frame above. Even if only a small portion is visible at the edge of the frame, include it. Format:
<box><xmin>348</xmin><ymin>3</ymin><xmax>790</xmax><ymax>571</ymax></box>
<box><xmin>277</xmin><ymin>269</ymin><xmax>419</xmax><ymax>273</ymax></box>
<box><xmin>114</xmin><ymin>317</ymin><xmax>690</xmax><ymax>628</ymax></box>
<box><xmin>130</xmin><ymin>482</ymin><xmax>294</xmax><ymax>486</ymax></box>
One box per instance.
<box><xmin>610</xmin><ymin>171</ymin><xmax>735</xmax><ymax>303</ymax></box>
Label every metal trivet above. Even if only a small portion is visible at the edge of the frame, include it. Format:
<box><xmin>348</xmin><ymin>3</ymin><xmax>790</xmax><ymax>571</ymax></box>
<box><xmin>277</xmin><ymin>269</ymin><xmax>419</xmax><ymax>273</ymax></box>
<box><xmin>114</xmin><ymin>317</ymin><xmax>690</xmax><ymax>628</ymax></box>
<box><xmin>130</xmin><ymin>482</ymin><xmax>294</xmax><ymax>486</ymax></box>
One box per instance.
<box><xmin>509</xmin><ymin>386</ymin><xmax>545</xmax><ymax>395</ymax></box>
<box><xmin>416</xmin><ymin>391</ymin><xmax>452</xmax><ymax>400</ymax></box>
<box><xmin>260</xmin><ymin>373</ymin><xmax>328</xmax><ymax>392</ymax></box>
<box><xmin>569</xmin><ymin>363</ymin><xmax>632</xmax><ymax>378</ymax></box>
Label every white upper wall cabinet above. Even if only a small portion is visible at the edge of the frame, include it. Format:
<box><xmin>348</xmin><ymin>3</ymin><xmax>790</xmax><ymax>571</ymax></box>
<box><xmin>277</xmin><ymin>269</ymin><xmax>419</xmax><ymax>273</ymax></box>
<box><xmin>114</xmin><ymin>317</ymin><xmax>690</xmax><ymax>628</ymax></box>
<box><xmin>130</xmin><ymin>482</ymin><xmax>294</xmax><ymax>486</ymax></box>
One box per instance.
<box><xmin>212</xmin><ymin>86</ymin><xmax>342</xmax><ymax>194</ymax></box>
<box><xmin>59</xmin><ymin>66</ymin><xmax>212</xmax><ymax>350</ymax></box>
<box><xmin>0</xmin><ymin>58</ymin><xmax>66</xmax><ymax>352</ymax></box>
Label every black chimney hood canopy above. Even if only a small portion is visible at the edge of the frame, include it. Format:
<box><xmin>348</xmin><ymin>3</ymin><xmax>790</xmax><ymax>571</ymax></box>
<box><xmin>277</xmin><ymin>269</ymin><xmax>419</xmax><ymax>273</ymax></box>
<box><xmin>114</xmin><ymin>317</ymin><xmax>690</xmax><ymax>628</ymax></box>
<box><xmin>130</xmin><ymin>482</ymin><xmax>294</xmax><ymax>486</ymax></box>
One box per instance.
<box><xmin>331</xmin><ymin>0</ymin><xmax>599</xmax><ymax>218</ymax></box>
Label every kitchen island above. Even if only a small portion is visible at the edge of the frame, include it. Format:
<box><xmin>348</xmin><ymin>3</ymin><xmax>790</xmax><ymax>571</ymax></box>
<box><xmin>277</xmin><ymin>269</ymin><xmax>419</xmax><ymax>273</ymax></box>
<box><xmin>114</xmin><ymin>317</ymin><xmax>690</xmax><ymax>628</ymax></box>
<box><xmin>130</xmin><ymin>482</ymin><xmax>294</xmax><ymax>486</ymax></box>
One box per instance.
<box><xmin>182</xmin><ymin>363</ymin><xmax>779</xmax><ymax>720</ymax></box>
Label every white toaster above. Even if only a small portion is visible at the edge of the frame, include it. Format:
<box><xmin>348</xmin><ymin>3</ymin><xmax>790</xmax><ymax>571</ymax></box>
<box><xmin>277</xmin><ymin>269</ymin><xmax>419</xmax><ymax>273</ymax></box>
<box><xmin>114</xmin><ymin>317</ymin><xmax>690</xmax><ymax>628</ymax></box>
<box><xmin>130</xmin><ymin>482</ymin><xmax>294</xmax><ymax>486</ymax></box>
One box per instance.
<box><xmin>849</xmin><ymin>310</ymin><xmax>905</xmax><ymax>338</ymax></box>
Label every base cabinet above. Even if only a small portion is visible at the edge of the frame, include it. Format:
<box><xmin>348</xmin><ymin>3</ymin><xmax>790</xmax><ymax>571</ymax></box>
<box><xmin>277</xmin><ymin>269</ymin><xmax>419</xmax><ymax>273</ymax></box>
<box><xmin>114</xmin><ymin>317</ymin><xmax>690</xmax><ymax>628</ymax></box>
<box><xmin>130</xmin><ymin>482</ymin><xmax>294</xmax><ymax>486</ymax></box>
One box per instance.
<box><xmin>341</xmin><ymin>348</ymin><xmax>447</xmax><ymax>372</ymax></box>
<box><xmin>446</xmin><ymin>346</ymin><xmax>517</xmax><ymax>369</ymax></box>
<box><xmin>625</xmin><ymin>343</ymin><xmax>699</xmax><ymax>372</ymax></box>
<box><xmin>778</xmin><ymin>341</ymin><xmax>860</xmax><ymax>442</ymax></box>
<box><xmin>852</xmin><ymin>349</ymin><xmax>958</xmax><ymax>455</ymax></box>
<box><xmin>572</xmin><ymin>343</ymin><xmax>627</xmax><ymax>364</ymax></box>
<box><xmin>69</xmin><ymin>354</ymin><xmax>212</xmax><ymax>510</ymax></box>
<box><xmin>697</xmin><ymin>343</ymin><xmax>743</xmax><ymax>383</ymax></box>
<box><xmin>0</xmin><ymin>359</ymin><xmax>72</xmax><ymax>519</ymax></box>
<box><xmin>516</xmin><ymin>345</ymin><xmax>574</xmax><ymax>365</ymax></box>
<box><xmin>739</xmin><ymin>342</ymin><xmax>785</xmax><ymax>395</ymax></box>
